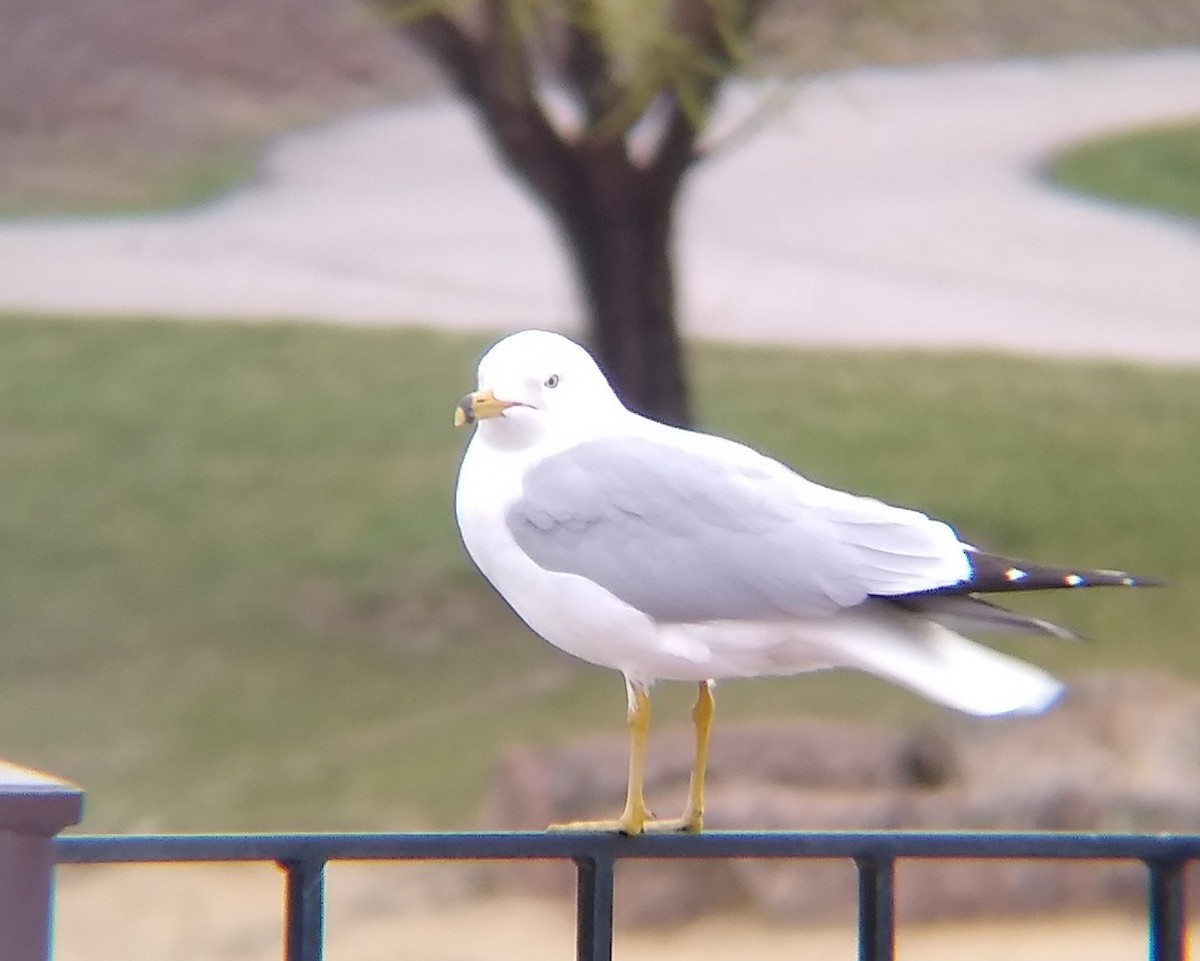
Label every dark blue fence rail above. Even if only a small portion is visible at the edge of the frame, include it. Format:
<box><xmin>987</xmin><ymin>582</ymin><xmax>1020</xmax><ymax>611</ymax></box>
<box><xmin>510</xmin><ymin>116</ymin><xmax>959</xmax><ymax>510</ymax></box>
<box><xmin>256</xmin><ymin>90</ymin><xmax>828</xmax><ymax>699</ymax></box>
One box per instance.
<box><xmin>56</xmin><ymin>830</ymin><xmax>1199</xmax><ymax>961</ymax></box>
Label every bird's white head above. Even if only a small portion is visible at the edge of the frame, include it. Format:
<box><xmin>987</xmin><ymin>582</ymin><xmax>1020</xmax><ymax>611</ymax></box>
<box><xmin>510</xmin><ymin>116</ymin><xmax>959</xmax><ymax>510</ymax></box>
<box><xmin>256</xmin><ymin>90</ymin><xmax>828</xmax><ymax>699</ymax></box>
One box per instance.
<box><xmin>454</xmin><ymin>330</ymin><xmax>626</xmax><ymax>451</ymax></box>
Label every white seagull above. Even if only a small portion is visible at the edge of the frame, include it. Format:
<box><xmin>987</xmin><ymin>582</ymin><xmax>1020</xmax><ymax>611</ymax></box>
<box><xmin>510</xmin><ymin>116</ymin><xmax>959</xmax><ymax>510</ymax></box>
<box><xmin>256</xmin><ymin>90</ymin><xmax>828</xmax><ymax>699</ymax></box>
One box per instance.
<box><xmin>453</xmin><ymin>330</ymin><xmax>1155</xmax><ymax>835</ymax></box>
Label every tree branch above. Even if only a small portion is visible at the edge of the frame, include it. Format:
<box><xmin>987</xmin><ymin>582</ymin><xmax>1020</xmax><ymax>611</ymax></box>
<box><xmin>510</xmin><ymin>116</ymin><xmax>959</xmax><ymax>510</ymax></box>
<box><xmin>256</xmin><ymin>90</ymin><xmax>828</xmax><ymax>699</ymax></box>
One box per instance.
<box><xmin>642</xmin><ymin>91</ymin><xmax>703</xmax><ymax>200</ymax></box>
<box><xmin>470</xmin><ymin>0</ymin><xmax>584</xmax><ymax>215</ymax></box>
<box><xmin>400</xmin><ymin>11</ymin><xmax>487</xmax><ymax>101</ymax></box>
<box><xmin>385</xmin><ymin>2</ymin><xmax>584</xmax><ymax>219</ymax></box>
<box><xmin>643</xmin><ymin>0</ymin><xmax>771</xmax><ymax>196</ymax></box>
<box><xmin>561</xmin><ymin>0</ymin><xmax>617</xmax><ymax>126</ymax></box>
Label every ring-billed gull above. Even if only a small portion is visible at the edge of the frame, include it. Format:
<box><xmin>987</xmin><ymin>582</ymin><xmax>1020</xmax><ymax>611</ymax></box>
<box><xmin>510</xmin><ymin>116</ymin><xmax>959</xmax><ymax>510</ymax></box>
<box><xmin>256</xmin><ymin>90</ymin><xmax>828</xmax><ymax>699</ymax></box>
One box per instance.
<box><xmin>453</xmin><ymin>330</ymin><xmax>1155</xmax><ymax>835</ymax></box>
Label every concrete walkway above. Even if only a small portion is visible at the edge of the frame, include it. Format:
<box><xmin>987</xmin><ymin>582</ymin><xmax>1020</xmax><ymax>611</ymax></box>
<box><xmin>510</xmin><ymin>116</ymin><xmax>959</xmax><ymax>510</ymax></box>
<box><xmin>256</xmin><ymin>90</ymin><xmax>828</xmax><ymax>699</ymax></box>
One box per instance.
<box><xmin>1</xmin><ymin>49</ymin><xmax>1198</xmax><ymax>361</ymax></box>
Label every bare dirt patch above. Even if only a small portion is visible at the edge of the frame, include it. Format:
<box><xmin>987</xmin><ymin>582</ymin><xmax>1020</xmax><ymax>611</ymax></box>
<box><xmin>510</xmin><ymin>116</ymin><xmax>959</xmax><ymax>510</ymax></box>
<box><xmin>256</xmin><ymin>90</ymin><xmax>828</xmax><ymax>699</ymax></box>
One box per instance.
<box><xmin>0</xmin><ymin>0</ymin><xmax>427</xmax><ymax>212</ymax></box>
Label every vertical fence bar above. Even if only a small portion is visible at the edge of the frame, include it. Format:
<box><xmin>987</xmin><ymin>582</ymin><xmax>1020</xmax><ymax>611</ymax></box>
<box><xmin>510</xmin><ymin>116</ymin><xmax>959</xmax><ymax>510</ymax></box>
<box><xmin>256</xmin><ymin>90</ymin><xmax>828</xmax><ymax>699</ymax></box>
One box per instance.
<box><xmin>280</xmin><ymin>858</ymin><xmax>326</xmax><ymax>961</ymax></box>
<box><xmin>1147</xmin><ymin>859</ymin><xmax>1186</xmax><ymax>961</ymax></box>
<box><xmin>856</xmin><ymin>855</ymin><xmax>895</xmax><ymax>961</ymax></box>
<box><xmin>0</xmin><ymin>763</ymin><xmax>83</xmax><ymax>961</ymax></box>
<box><xmin>574</xmin><ymin>853</ymin><xmax>615</xmax><ymax>961</ymax></box>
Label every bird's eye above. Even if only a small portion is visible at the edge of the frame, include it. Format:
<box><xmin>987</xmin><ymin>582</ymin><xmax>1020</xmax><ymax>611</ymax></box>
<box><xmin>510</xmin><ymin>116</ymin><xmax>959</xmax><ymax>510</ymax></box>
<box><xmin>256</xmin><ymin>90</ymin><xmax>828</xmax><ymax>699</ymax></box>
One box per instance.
<box><xmin>544</xmin><ymin>374</ymin><xmax>560</xmax><ymax>388</ymax></box>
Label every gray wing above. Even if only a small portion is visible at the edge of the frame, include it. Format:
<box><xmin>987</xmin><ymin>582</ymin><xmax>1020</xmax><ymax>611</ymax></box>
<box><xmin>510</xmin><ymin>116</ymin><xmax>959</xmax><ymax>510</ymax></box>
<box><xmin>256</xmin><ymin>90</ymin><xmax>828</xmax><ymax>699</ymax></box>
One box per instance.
<box><xmin>506</xmin><ymin>436</ymin><xmax>955</xmax><ymax>623</ymax></box>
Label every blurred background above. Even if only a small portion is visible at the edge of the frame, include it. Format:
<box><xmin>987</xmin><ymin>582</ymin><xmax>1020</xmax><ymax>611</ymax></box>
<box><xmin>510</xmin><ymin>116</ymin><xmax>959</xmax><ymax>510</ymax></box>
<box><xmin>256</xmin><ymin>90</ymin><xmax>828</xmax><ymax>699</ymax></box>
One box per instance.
<box><xmin>2</xmin><ymin>0</ymin><xmax>1200</xmax><ymax>957</ymax></box>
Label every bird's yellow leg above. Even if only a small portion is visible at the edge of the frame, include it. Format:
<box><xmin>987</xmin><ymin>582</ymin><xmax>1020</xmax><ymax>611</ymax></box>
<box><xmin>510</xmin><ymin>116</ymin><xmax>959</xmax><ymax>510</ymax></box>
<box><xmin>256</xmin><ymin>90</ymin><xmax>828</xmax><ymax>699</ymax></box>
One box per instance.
<box><xmin>616</xmin><ymin>684</ymin><xmax>653</xmax><ymax>834</ymax></box>
<box><xmin>644</xmin><ymin>680</ymin><xmax>713</xmax><ymax>834</ymax></box>
<box><xmin>549</xmin><ymin>683</ymin><xmax>653</xmax><ymax>835</ymax></box>
<box><xmin>677</xmin><ymin>680</ymin><xmax>714</xmax><ymax>832</ymax></box>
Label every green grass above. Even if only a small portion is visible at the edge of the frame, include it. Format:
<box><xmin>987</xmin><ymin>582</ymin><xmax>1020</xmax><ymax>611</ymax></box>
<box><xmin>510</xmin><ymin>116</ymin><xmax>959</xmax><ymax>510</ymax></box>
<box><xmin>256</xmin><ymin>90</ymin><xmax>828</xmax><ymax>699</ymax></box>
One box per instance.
<box><xmin>0</xmin><ymin>318</ymin><xmax>1196</xmax><ymax>832</ymax></box>
<box><xmin>1046</xmin><ymin>119</ymin><xmax>1200</xmax><ymax>225</ymax></box>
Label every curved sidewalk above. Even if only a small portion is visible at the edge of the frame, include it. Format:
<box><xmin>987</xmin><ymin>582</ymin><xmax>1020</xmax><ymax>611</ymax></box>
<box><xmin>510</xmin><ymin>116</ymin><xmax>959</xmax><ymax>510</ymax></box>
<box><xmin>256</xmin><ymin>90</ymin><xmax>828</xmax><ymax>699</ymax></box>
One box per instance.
<box><xmin>0</xmin><ymin>49</ymin><xmax>1198</xmax><ymax>362</ymax></box>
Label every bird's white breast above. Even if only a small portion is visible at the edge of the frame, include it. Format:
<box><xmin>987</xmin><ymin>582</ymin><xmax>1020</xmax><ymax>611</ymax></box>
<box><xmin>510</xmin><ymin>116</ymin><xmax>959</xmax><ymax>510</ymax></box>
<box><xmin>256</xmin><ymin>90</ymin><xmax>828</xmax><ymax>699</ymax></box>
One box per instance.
<box><xmin>457</xmin><ymin>434</ymin><xmax>838</xmax><ymax>684</ymax></box>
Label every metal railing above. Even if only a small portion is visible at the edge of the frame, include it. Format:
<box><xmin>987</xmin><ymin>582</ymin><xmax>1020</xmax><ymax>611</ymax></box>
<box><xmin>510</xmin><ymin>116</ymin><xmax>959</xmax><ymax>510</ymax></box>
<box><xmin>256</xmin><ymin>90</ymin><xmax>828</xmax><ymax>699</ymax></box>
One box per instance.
<box><xmin>55</xmin><ymin>829</ymin><xmax>1198</xmax><ymax>961</ymax></box>
<box><xmin>0</xmin><ymin>763</ymin><xmax>83</xmax><ymax>961</ymax></box>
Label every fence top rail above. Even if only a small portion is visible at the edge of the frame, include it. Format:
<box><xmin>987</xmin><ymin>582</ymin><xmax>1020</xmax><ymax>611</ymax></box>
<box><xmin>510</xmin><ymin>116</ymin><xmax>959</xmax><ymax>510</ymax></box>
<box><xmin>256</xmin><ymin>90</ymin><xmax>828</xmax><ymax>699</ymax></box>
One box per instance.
<box><xmin>55</xmin><ymin>830</ymin><xmax>1200</xmax><ymax>866</ymax></box>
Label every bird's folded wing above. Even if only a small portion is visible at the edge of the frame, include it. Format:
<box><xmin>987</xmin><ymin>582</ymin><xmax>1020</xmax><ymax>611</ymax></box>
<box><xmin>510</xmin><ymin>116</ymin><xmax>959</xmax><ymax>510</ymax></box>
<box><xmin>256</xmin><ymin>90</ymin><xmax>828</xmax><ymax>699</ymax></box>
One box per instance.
<box><xmin>506</xmin><ymin>436</ymin><xmax>969</xmax><ymax>624</ymax></box>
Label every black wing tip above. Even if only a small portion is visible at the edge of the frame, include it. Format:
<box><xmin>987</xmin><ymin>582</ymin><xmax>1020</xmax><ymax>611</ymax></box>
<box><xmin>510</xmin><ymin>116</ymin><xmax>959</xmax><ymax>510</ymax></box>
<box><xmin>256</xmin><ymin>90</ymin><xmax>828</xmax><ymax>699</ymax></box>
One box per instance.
<box><xmin>1056</xmin><ymin>569</ymin><xmax>1165</xmax><ymax>590</ymax></box>
<box><xmin>1122</xmin><ymin>573</ymin><xmax>1167</xmax><ymax>589</ymax></box>
<box><xmin>964</xmin><ymin>551</ymin><xmax>1164</xmax><ymax>594</ymax></box>
<box><xmin>900</xmin><ymin>551</ymin><xmax>1166</xmax><ymax>597</ymax></box>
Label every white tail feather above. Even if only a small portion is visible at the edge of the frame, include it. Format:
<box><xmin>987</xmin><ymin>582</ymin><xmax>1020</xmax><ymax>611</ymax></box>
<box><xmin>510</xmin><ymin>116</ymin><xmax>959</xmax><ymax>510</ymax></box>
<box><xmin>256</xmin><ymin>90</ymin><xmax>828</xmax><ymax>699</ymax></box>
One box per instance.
<box><xmin>817</xmin><ymin>612</ymin><xmax>1064</xmax><ymax>716</ymax></box>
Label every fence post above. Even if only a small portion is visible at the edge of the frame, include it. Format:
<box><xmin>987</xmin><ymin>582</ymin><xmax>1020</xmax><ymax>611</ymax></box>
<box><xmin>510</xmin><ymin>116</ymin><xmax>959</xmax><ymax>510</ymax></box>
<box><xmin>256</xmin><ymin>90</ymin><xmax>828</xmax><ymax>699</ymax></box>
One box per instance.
<box><xmin>0</xmin><ymin>762</ymin><xmax>84</xmax><ymax>961</ymax></box>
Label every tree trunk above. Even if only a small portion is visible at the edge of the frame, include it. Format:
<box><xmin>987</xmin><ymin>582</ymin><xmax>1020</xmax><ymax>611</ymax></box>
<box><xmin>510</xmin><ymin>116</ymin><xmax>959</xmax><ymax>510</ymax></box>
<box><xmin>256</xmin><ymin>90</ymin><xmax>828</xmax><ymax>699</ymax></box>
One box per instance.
<box><xmin>550</xmin><ymin>150</ymin><xmax>691</xmax><ymax>426</ymax></box>
<box><xmin>395</xmin><ymin>9</ymin><xmax>703</xmax><ymax>425</ymax></box>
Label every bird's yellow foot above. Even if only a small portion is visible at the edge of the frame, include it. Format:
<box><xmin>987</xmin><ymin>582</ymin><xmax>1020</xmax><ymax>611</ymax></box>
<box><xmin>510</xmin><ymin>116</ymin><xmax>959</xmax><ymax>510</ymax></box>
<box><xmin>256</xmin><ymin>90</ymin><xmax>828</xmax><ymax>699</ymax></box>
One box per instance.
<box><xmin>548</xmin><ymin>817</ymin><xmax>642</xmax><ymax>835</ymax></box>
<box><xmin>548</xmin><ymin>808</ymin><xmax>702</xmax><ymax>836</ymax></box>
<box><xmin>549</xmin><ymin>803</ymin><xmax>652</xmax><ymax>836</ymax></box>
<box><xmin>646</xmin><ymin>811</ymin><xmax>703</xmax><ymax>834</ymax></box>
